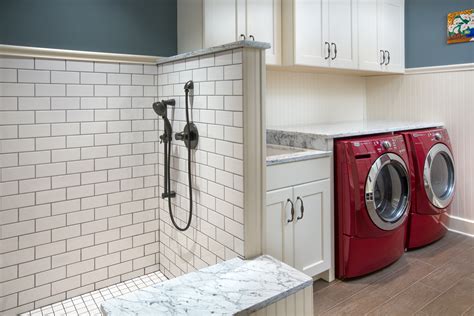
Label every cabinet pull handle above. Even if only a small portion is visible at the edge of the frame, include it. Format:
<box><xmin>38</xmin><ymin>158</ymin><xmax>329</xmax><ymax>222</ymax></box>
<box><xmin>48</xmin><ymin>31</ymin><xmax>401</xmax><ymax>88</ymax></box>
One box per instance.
<box><xmin>324</xmin><ymin>42</ymin><xmax>330</xmax><ymax>59</ymax></box>
<box><xmin>249</xmin><ymin>35</ymin><xmax>255</xmax><ymax>41</ymax></box>
<box><xmin>331</xmin><ymin>43</ymin><xmax>337</xmax><ymax>60</ymax></box>
<box><xmin>385</xmin><ymin>50</ymin><xmax>390</xmax><ymax>65</ymax></box>
<box><xmin>380</xmin><ymin>50</ymin><xmax>386</xmax><ymax>65</ymax></box>
<box><xmin>296</xmin><ymin>197</ymin><xmax>305</xmax><ymax>220</ymax></box>
<box><xmin>287</xmin><ymin>199</ymin><xmax>295</xmax><ymax>223</ymax></box>
<box><xmin>240</xmin><ymin>34</ymin><xmax>246</xmax><ymax>40</ymax></box>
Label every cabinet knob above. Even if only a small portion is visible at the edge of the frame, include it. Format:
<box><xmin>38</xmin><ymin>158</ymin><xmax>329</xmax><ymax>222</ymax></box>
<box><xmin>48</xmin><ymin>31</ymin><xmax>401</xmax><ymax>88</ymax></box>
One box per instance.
<box><xmin>286</xmin><ymin>198</ymin><xmax>295</xmax><ymax>223</ymax></box>
<box><xmin>325</xmin><ymin>42</ymin><xmax>330</xmax><ymax>60</ymax></box>
<box><xmin>380</xmin><ymin>50</ymin><xmax>386</xmax><ymax>65</ymax></box>
<box><xmin>385</xmin><ymin>50</ymin><xmax>390</xmax><ymax>65</ymax></box>
<box><xmin>249</xmin><ymin>35</ymin><xmax>255</xmax><ymax>41</ymax></box>
<box><xmin>240</xmin><ymin>34</ymin><xmax>246</xmax><ymax>40</ymax></box>
<box><xmin>331</xmin><ymin>43</ymin><xmax>337</xmax><ymax>60</ymax></box>
<box><xmin>296</xmin><ymin>197</ymin><xmax>305</xmax><ymax>220</ymax></box>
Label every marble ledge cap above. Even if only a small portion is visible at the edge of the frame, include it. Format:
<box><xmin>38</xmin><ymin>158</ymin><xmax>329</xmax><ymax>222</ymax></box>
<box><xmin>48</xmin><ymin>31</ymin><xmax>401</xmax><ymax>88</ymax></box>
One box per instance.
<box><xmin>156</xmin><ymin>40</ymin><xmax>271</xmax><ymax>65</ymax></box>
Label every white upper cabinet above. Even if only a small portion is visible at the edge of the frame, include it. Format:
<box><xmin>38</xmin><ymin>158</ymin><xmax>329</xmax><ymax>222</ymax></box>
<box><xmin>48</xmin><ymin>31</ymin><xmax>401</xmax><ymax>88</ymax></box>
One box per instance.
<box><xmin>328</xmin><ymin>0</ymin><xmax>358</xmax><ymax>69</ymax></box>
<box><xmin>203</xmin><ymin>0</ymin><xmax>240</xmax><ymax>48</ymax></box>
<box><xmin>358</xmin><ymin>0</ymin><xmax>404</xmax><ymax>73</ymax></box>
<box><xmin>283</xmin><ymin>0</ymin><xmax>358</xmax><ymax>69</ymax></box>
<box><xmin>246</xmin><ymin>0</ymin><xmax>282</xmax><ymax>65</ymax></box>
<box><xmin>178</xmin><ymin>0</ymin><xmax>281</xmax><ymax>65</ymax></box>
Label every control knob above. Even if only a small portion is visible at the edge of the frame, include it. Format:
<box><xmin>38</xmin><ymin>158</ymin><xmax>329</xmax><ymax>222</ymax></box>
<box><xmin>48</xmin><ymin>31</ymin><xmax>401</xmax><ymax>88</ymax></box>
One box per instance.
<box><xmin>382</xmin><ymin>141</ymin><xmax>391</xmax><ymax>149</ymax></box>
<box><xmin>434</xmin><ymin>132</ymin><xmax>442</xmax><ymax>140</ymax></box>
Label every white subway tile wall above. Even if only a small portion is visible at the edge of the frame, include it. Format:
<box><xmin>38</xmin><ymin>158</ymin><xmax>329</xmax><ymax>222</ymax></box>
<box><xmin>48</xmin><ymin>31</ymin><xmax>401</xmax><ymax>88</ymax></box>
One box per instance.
<box><xmin>157</xmin><ymin>49</ymin><xmax>244</xmax><ymax>279</ymax></box>
<box><xmin>0</xmin><ymin>57</ymin><xmax>160</xmax><ymax>315</ymax></box>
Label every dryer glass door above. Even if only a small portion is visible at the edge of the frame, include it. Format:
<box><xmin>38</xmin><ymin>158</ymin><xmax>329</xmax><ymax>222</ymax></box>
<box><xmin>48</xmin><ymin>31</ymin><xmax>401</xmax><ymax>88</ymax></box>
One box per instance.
<box><xmin>424</xmin><ymin>143</ymin><xmax>455</xmax><ymax>208</ymax></box>
<box><xmin>365</xmin><ymin>153</ymin><xmax>410</xmax><ymax>231</ymax></box>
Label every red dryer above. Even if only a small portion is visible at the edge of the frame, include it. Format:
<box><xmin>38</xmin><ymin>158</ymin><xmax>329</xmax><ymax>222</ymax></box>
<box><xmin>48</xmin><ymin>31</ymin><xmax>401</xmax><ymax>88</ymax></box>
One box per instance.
<box><xmin>398</xmin><ymin>128</ymin><xmax>455</xmax><ymax>249</ymax></box>
<box><xmin>335</xmin><ymin>134</ymin><xmax>410</xmax><ymax>279</ymax></box>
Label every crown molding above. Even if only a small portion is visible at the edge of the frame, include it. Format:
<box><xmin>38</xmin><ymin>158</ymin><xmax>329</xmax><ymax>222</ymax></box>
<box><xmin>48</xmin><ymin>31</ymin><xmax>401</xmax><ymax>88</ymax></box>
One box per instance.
<box><xmin>405</xmin><ymin>63</ymin><xmax>474</xmax><ymax>75</ymax></box>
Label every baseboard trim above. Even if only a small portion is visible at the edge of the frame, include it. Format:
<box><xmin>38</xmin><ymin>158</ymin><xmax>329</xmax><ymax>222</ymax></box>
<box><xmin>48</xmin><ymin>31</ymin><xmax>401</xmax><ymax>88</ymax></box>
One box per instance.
<box><xmin>0</xmin><ymin>44</ymin><xmax>161</xmax><ymax>64</ymax></box>
<box><xmin>405</xmin><ymin>63</ymin><xmax>474</xmax><ymax>75</ymax></box>
<box><xmin>447</xmin><ymin>215</ymin><xmax>474</xmax><ymax>237</ymax></box>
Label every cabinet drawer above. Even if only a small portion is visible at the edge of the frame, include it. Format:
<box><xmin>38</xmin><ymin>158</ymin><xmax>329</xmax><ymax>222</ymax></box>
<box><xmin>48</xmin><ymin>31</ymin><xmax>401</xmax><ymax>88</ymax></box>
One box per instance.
<box><xmin>267</xmin><ymin>157</ymin><xmax>330</xmax><ymax>191</ymax></box>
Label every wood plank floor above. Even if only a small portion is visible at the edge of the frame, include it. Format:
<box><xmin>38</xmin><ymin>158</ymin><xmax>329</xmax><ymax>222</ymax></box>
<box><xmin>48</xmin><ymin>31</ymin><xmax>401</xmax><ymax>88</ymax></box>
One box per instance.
<box><xmin>313</xmin><ymin>232</ymin><xmax>474</xmax><ymax>315</ymax></box>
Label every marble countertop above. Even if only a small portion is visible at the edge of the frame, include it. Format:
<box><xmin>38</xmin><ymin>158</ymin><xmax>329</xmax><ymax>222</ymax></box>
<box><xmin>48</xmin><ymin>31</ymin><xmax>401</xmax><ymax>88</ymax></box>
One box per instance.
<box><xmin>156</xmin><ymin>40</ymin><xmax>271</xmax><ymax>65</ymax></box>
<box><xmin>268</xmin><ymin>120</ymin><xmax>444</xmax><ymax>139</ymax></box>
<box><xmin>266</xmin><ymin>144</ymin><xmax>331</xmax><ymax>166</ymax></box>
<box><xmin>100</xmin><ymin>255</ymin><xmax>312</xmax><ymax>316</ymax></box>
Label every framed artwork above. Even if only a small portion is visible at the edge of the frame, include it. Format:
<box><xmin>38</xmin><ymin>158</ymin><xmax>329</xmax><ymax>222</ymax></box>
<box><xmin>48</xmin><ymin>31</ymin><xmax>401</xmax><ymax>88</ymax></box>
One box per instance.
<box><xmin>447</xmin><ymin>9</ymin><xmax>474</xmax><ymax>44</ymax></box>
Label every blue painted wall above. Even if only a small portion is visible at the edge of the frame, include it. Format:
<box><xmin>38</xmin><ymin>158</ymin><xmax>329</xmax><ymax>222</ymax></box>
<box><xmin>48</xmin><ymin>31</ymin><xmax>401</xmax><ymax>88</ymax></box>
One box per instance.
<box><xmin>0</xmin><ymin>0</ymin><xmax>177</xmax><ymax>57</ymax></box>
<box><xmin>405</xmin><ymin>0</ymin><xmax>474</xmax><ymax>68</ymax></box>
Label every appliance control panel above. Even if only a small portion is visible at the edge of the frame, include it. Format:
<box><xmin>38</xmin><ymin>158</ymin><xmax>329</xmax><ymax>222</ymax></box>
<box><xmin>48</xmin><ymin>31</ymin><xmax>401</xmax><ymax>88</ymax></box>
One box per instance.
<box><xmin>412</xmin><ymin>128</ymin><xmax>449</xmax><ymax>144</ymax></box>
<box><xmin>350</xmin><ymin>135</ymin><xmax>407</xmax><ymax>156</ymax></box>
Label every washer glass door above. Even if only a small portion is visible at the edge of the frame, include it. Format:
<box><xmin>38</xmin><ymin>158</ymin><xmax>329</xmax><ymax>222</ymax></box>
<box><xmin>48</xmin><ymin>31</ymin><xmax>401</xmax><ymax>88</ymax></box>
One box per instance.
<box><xmin>424</xmin><ymin>143</ymin><xmax>455</xmax><ymax>208</ymax></box>
<box><xmin>365</xmin><ymin>153</ymin><xmax>410</xmax><ymax>230</ymax></box>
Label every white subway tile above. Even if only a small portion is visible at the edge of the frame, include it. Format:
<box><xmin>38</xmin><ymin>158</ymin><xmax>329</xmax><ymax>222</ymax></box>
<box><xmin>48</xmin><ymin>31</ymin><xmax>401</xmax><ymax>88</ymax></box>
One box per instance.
<box><xmin>0</xmin><ymin>57</ymin><xmax>34</xmax><ymax>69</ymax></box>
<box><xmin>19</xmin><ymin>151</ymin><xmax>50</xmax><ymax>165</ymax></box>
<box><xmin>67</xmin><ymin>159</ymin><xmax>94</xmax><ymax>173</ymax></box>
<box><xmin>95</xmin><ymin>62</ymin><xmax>119</xmax><ymax>73</ymax></box>
<box><xmin>0</xmin><ymin>69</ymin><xmax>18</xmax><ymax>82</ymax></box>
<box><xmin>36</xmin><ymin>188</ymin><xmax>66</xmax><ymax>204</ymax></box>
<box><xmin>51</xmin><ymin>97</ymin><xmax>80</xmax><ymax>109</ymax></box>
<box><xmin>215</xmin><ymin>51</ymin><xmax>233</xmax><ymax>66</ymax></box>
<box><xmin>67</xmin><ymin>61</ymin><xmax>94</xmax><ymax>72</ymax></box>
<box><xmin>36</xmin><ymin>266</ymin><xmax>66</xmax><ymax>286</ymax></box>
<box><xmin>52</xmin><ymin>174</ymin><xmax>80</xmax><ymax>189</ymax></box>
<box><xmin>36</xmin><ymin>162</ymin><xmax>66</xmax><ymax>177</ymax></box>
<box><xmin>224</xmin><ymin>96</ymin><xmax>242</xmax><ymax>111</ymax></box>
<box><xmin>81</xmin><ymin>170</ymin><xmax>107</xmax><ymax>184</ymax></box>
<box><xmin>0</xmin><ymin>236</ymin><xmax>18</xmax><ymax>254</ymax></box>
<box><xmin>36</xmin><ymin>84</ymin><xmax>66</xmax><ymax>96</ymax></box>
<box><xmin>36</xmin><ymin>214</ymin><xmax>66</xmax><ymax>231</ymax></box>
<box><xmin>51</xmin><ymin>122</ymin><xmax>80</xmax><ymax>136</ymax></box>
<box><xmin>81</xmin><ymin>97</ymin><xmax>106</xmax><ymax>109</ymax></box>
<box><xmin>81</xmin><ymin>146</ymin><xmax>107</xmax><ymax>159</ymax></box>
<box><xmin>66</xmin><ymin>84</ymin><xmax>93</xmax><ymax>96</ymax></box>
<box><xmin>108</xmin><ymin>73</ymin><xmax>131</xmax><ymax>85</ymax></box>
<box><xmin>95</xmin><ymin>85</ymin><xmax>120</xmax><ymax>96</ymax></box>
<box><xmin>108</xmin><ymin>121</ymin><xmax>131</xmax><ymax>133</ymax></box>
<box><xmin>0</xmin><ymin>181</ymin><xmax>18</xmax><ymax>197</ymax></box>
<box><xmin>51</xmin><ymin>225</ymin><xmax>81</xmax><ymax>243</ymax></box>
<box><xmin>0</xmin><ymin>83</ymin><xmax>34</xmax><ymax>96</ymax></box>
<box><xmin>37</xmin><ymin>241</ymin><xmax>66</xmax><ymax>259</ymax></box>
<box><xmin>95</xmin><ymin>157</ymin><xmax>119</xmax><ymax>170</ymax></box>
<box><xmin>0</xmin><ymin>220</ymin><xmax>35</xmax><ymax>238</ymax></box>
<box><xmin>95</xmin><ymin>181</ymin><xmax>119</xmax><ymax>195</ymax></box>
<box><xmin>95</xmin><ymin>109</ymin><xmax>120</xmax><ymax>121</ymax></box>
<box><xmin>132</xmin><ymin>74</ymin><xmax>154</xmax><ymax>85</ymax></box>
<box><xmin>0</xmin><ymin>275</ymin><xmax>34</xmax><ymax>297</ymax></box>
<box><xmin>35</xmin><ymin>59</ymin><xmax>65</xmax><ymax>71</ymax></box>
<box><xmin>120</xmin><ymin>64</ymin><xmax>143</xmax><ymax>74</ymax></box>
<box><xmin>51</xmin><ymin>275</ymin><xmax>81</xmax><ymax>295</ymax></box>
<box><xmin>208</xmin><ymin>67</ymin><xmax>223</xmax><ymax>81</ymax></box>
<box><xmin>120</xmin><ymin>85</ymin><xmax>143</xmax><ymax>97</ymax></box>
<box><xmin>36</xmin><ymin>136</ymin><xmax>66</xmax><ymax>150</ymax></box>
<box><xmin>108</xmin><ymin>97</ymin><xmax>131</xmax><ymax>109</ymax></box>
<box><xmin>36</xmin><ymin>110</ymin><xmax>66</xmax><ymax>123</ymax></box>
<box><xmin>1</xmin><ymin>165</ymin><xmax>35</xmax><ymax>181</ymax></box>
<box><xmin>19</xmin><ymin>204</ymin><xmax>51</xmax><ymax>221</ymax></box>
<box><xmin>18</xmin><ymin>97</ymin><xmax>50</xmax><ymax>110</ymax></box>
<box><xmin>51</xmin><ymin>71</ymin><xmax>79</xmax><ymax>84</ymax></box>
<box><xmin>0</xmin><ymin>125</ymin><xmax>17</xmax><ymax>139</ymax></box>
<box><xmin>13</xmin><ymin>69</ymin><xmax>47</xmax><ymax>83</ymax></box>
<box><xmin>0</xmin><ymin>97</ymin><xmax>18</xmax><ymax>110</ymax></box>
<box><xmin>66</xmin><ymin>134</ymin><xmax>94</xmax><ymax>147</ymax></box>
<box><xmin>19</xmin><ymin>124</ymin><xmax>50</xmax><ymax>139</ymax></box>
<box><xmin>19</xmin><ymin>177</ymin><xmax>51</xmax><ymax>193</ymax></box>
<box><xmin>95</xmin><ymin>133</ymin><xmax>120</xmax><ymax>145</ymax></box>
<box><xmin>81</xmin><ymin>72</ymin><xmax>106</xmax><ymax>84</ymax></box>
<box><xmin>81</xmin><ymin>122</ymin><xmax>106</xmax><ymax>134</ymax></box>
<box><xmin>19</xmin><ymin>231</ymin><xmax>51</xmax><ymax>249</ymax></box>
<box><xmin>0</xmin><ymin>111</ymin><xmax>34</xmax><ymax>125</ymax></box>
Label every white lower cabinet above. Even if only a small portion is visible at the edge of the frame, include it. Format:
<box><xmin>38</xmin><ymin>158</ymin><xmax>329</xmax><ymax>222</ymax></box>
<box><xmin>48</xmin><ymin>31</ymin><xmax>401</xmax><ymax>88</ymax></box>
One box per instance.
<box><xmin>265</xmin><ymin>158</ymin><xmax>332</xmax><ymax>278</ymax></box>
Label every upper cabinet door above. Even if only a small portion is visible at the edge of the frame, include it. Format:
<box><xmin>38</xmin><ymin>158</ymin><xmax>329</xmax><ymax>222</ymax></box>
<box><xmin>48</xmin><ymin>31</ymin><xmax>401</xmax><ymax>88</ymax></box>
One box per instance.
<box><xmin>203</xmin><ymin>0</ymin><xmax>239</xmax><ymax>48</ymax></box>
<box><xmin>358</xmin><ymin>0</ymin><xmax>381</xmax><ymax>71</ymax></box>
<box><xmin>327</xmin><ymin>0</ymin><xmax>358</xmax><ymax>69</ymax></box>
<box><xmin>292</xmin><ymin>0</ymin><xmax>330</xmax><ymax>67</ymax></box>
<box><xmin>246</xmin><ymin>0</ymin><xmax>282</xmax><ymax>65</ymax></box>
<box><xmin>379</xmin><ymin>0</ymin><xmax>404</xmax><ymax>72</ymax></box>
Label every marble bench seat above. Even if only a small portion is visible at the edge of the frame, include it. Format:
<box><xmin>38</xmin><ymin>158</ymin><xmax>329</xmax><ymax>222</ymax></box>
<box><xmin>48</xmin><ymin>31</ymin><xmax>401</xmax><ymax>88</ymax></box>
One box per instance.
<box><xmin>100</xmin><ymin>255</ymin><xmax>312</xmax><ymax>316</ymax></box>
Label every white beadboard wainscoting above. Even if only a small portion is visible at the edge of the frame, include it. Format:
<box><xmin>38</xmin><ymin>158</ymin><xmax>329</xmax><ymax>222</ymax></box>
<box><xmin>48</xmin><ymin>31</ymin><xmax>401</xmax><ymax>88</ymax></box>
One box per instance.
<box><xmin>266</xmin><ymin>69</ymin><xmax>367</xmax><ymax>128</ymax></box>
<box><xmin>366</xmin><ymin>67</ymin><xmax>474</xmax><ymax>235</ymax></box>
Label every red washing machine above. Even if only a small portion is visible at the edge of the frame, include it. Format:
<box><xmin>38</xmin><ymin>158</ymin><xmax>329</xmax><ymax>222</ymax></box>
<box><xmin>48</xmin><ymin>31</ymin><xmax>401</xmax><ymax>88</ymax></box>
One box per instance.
<box><xmin>335</xmin><ymin>134</ymin><xmax>410</xmax><ymax>279</ymax></box>
<box><xmin>398</xmin><ymin>128</ymin><xmax>455</xmax><ymax>249</ymax></box>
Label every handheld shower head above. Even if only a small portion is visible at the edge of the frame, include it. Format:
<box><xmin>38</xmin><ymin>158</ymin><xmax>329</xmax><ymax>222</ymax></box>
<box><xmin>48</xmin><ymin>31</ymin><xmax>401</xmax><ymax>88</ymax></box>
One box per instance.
<box><xmin>184</xmin><ymin>80</ymin><xmax>194</xmax><ymax>91</ymax></box>
<box><xmin>152</xmin><ymin>99</ymin><xmax>176</xmax><ymax>117</ymax></box>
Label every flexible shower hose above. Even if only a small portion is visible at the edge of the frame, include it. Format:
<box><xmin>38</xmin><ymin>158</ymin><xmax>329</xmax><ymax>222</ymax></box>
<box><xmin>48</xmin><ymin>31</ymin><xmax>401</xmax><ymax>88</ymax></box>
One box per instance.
<box><xmin>166</xmin><ymin>85</ymin><xmax>193</xmax><ymax>231</ymax></box>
